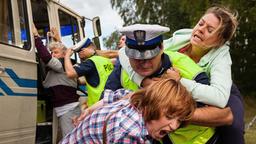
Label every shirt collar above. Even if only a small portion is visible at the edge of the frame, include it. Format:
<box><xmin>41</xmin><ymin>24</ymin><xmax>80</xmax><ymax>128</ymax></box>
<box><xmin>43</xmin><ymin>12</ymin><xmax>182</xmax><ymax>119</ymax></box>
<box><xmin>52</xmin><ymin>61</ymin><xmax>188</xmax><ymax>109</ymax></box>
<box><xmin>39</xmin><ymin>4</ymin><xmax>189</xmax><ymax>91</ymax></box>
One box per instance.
<box><xmin>149</xmin><ymin>53</ymin><xmax>172</xmax><ymax>78</ymax></box>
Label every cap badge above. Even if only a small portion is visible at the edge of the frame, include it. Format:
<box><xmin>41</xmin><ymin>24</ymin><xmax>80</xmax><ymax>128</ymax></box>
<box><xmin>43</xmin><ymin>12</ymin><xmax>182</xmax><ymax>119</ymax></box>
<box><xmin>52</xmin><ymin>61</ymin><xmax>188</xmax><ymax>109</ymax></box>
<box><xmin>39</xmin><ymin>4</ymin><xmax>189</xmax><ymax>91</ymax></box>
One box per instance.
<box><xmin>134</xmin><ymin>30</ymin><xmax>146</xmax><ymax>45</ymax></box>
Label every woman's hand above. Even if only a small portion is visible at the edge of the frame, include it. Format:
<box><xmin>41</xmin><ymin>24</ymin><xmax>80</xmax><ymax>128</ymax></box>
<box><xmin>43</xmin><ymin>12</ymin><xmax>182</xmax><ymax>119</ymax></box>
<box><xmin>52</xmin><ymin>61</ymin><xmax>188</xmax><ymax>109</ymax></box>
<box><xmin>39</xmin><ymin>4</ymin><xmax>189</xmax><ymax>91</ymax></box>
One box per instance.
<box><xmin>72</xmin><ymin>100</ymin><xmax>104</xmax><ymax>127</ymax></box>
<box><xmin>50</xmin><ymin>27</ymin><xmax>61</xmax><ymax>42</ymax></box>
<box><xmin>72</xmin><ymin>108</ymin><xmax>91</xmax><ymax>127</ymax></box>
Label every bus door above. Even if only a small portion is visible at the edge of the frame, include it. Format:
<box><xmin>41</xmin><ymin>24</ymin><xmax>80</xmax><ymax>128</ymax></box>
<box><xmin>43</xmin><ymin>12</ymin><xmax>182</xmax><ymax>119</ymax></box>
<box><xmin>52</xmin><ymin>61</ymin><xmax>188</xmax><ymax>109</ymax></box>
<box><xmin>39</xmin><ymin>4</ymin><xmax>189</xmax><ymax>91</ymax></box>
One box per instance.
<box><xmin>54</xmin><ymin>3</ymin><xmax>87</xmax><ymax>98</ymax></box>
<box><xmin>32</xmin><ymin>0</ymin><xmax>86</xmax><ymax>143</ymax></box>
<box><xmin>0</xmin><ymin>0</ymin><xmax>37</xmax><ymax>143</ymax></box>
<box><xmin>31</xmin><ymin>0</ymin><xmax>54</xmax><ymax>143</ymax></box>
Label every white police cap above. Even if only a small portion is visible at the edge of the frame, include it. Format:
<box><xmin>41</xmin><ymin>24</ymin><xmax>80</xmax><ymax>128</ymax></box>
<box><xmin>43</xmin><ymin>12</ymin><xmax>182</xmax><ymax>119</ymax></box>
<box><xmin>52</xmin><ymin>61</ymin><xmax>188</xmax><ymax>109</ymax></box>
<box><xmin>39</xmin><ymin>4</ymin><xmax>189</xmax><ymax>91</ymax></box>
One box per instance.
<box><xmin>119</xmin><ymin>24</ymin><xmax>170</xmax><ymax>59</ymax></box>
<box><xmin>72</xmin><ymin>36</ymin><xmax>92</xmax><ymax>52</ymax></box>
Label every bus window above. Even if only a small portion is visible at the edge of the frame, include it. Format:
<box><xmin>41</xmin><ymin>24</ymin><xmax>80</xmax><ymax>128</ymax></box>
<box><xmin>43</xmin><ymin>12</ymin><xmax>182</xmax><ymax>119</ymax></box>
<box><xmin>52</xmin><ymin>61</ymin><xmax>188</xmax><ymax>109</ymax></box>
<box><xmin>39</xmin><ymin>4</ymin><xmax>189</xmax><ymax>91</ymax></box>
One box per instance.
<box><xmin>0</xmin><ymin>0</ymin><xmax>30</xmax><ymax>49</ymax></box>
<box><xmin>58</xmin><ymin>9</ymin><xmax>80</xmax><ymax>47</ymax></box>
<box><xmin>0</xmin><ymin>0</ymin><xmax>13</xmax><ymax>44</ymax></box>
<box><xmin>31</xmin><ymin>0</ymin><xmax>50</xmax><ymax>46</ymax></box>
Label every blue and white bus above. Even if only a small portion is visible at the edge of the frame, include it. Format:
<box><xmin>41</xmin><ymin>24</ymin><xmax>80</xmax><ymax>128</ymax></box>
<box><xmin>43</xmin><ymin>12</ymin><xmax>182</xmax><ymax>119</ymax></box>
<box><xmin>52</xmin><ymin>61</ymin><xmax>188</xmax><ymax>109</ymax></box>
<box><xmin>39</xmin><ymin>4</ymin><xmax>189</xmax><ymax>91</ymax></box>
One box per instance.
<box><xmin>0</xmin><ymin>0</ymin><xmax>101</xmax><ymax>143</ymax></box>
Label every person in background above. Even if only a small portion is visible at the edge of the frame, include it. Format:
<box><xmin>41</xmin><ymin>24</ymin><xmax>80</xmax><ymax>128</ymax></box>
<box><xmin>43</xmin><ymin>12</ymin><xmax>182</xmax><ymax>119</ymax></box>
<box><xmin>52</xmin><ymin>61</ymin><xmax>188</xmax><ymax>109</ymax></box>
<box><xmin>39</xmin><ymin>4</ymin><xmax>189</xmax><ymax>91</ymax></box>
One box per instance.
<box><xmin>120</xmin><ymin>6</ymin><xmax>244</xmax><ymax>144</ymax></box>
<box><xmin>61</xmin><ymin>78</ymin><xmax>196</xmax><ymax>143</ymax></box>
<box><xmin>32</xmin><ymin>25</ymin><xmax>81</xmax><ymax>138</ymax></box>
<box><xmin>117</xmin><ymin>34</ymin><xmax>126</xmax><ymax>49</ymax></box>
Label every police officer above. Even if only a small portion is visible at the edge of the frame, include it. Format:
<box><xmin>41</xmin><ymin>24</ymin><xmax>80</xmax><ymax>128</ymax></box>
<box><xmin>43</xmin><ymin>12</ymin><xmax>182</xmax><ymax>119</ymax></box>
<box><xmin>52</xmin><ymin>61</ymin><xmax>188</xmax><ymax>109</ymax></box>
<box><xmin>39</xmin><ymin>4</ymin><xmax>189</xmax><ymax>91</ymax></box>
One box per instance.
<box><xmin>102</xmin><ymin>24</ymin><xmax>233</xmax><ymax>144</ymax></box>
<box><xmin>103</xmin><ymin>24</ymin><xmax>208</xmax><ymax>91</ymax></box>
<box><xmin>64</xmin><ymin>38</ymin><xmax>114</xmax><ymax>107</ymax></box>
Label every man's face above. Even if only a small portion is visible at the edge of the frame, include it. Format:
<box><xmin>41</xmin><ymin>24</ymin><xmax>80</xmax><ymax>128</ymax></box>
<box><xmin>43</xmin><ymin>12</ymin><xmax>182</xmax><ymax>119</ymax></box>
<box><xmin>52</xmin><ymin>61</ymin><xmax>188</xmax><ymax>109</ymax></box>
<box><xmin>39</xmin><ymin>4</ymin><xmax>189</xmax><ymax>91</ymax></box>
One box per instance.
<box><xmin>146</xmin><ymin>116</ymin><xmax>181</xmax><ymax>140</ymax></box>
<box><xmin>51</xmin><ymin>47</ymin><xmax>65</xmax><ymax>58</ymax></box>
<box><xmin>129</xmin><ymin>50</ymin><xmax>163</xmax><ymax>77</ymax></box>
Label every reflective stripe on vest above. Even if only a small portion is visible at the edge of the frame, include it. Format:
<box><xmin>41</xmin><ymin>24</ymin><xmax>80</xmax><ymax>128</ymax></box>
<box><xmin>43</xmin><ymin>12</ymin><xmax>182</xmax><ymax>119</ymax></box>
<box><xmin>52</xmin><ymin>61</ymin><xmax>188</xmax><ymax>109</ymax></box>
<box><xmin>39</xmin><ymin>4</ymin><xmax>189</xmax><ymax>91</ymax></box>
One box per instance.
<box><xmin>86</xmin><ymin>56</ymin><xmax>114</xmax><ymax>107</ymax></box>
<box><xmin>170</xmin><ymin>125</ymin><xmax>215</xmax><ymax>144</ymax></box>
<box><xmin>121</xmin><ymin>69</ymin><xmax>139</xmax><ymax>91</ymax></box>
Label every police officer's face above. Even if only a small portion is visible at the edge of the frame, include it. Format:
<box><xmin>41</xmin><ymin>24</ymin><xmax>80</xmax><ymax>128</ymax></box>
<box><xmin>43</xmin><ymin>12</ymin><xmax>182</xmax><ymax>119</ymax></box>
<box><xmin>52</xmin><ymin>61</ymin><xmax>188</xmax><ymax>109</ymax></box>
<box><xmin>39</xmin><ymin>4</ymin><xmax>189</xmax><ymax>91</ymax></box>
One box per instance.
<box><xmin>79</xmin><ymin>46</ymin><xmax>95</xmax><ymax>60</ymax></box>
<box><xmin>129</xmin><ymin>50</ymin><xmax>163</xmax><ymax>77</ymax></box>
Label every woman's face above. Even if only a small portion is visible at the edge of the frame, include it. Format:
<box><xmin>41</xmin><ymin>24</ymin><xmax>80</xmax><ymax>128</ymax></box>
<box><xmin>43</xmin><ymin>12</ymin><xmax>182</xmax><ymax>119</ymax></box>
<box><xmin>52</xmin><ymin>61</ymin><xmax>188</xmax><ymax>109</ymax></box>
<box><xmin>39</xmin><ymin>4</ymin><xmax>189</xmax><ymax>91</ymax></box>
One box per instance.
<box><xmin>146</xmin><ymin>116</ymin><xmax>180</xmax><ymax>140</ymax></box>
<box><xmin>191</xmin><ymin>13</ymin><xmax>221</xmax><ymax>51</ymax></box>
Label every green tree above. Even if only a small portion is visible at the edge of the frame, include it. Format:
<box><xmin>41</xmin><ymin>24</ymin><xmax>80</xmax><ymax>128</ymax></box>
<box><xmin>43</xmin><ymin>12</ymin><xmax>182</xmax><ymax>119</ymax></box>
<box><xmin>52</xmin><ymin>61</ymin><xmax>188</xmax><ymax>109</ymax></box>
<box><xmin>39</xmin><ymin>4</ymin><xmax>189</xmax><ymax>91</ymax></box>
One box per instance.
<box><xmin>103</xmin><ymin>30</ymin><xmax>121</xmax><ymax>50</ymax></box>
<box><xmin>110</xmin><ymin>0</ymin><xmax>256</xmax><ymax>95</ymax></box>
<box><xmin>111</xmin><ymin>0</ymin><xmax>192</xmax><ymax>36</ymax></box>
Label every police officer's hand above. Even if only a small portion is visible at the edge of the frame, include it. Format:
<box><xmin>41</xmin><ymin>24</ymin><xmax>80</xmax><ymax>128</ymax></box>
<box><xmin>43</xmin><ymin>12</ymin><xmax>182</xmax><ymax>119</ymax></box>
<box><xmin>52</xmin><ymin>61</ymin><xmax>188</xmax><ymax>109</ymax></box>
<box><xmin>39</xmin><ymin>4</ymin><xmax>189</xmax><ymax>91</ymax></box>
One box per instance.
<box><xmin>65</xmin><ymin>48</ymin><xmax>74</xmax><ymax>58</ymax></box>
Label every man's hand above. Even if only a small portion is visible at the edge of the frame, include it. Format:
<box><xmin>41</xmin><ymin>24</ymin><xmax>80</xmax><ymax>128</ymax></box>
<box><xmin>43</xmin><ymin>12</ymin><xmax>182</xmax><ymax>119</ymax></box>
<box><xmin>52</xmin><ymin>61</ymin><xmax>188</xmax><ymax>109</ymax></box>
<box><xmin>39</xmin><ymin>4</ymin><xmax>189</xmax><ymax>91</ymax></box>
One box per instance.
<box><xmin>32</xmin><ymin>23</ymin><xmax>39</xmax><ymax>37</ymax></box>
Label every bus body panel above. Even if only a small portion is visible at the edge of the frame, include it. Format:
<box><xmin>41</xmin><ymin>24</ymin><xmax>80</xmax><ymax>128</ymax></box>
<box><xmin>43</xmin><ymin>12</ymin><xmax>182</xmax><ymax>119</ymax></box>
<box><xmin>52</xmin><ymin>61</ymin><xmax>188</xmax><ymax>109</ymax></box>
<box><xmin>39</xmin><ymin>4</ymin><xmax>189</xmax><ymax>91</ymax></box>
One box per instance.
<box><xmin>0</xmin><ymin>0</ymin><xmax>91</xmax><ymax>143</ymax></box>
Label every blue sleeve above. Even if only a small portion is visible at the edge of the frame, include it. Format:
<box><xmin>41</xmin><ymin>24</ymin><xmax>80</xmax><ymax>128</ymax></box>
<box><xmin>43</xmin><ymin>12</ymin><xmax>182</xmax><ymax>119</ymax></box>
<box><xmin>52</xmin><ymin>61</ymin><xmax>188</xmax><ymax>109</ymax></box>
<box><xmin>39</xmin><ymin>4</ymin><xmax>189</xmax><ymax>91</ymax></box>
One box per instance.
<box><xmin>226</xmin><ymin>84</ymin><xmax>244</xmax><ymax>126</ymax></box>
<box><xmin>74</xmin><ymin>59</ymin><xmax>99</xmax><ymax>87</ymax></box>
<box><xmin>74</xmin><ymin>59</ymin><xmax>95</xmax><ymax>77</ymax></box>
<box><xmin>194</xmin><ymin>72</ymin><xmax>210</xmax><ymax>85</ymax></box>
<box><xmin>194</xmin><ymin>72</ymin><xmax>210</xmax><ymax>107</ymax></box>
<box><xmin>104</xmin><ymin>60</ymin><xmax>123</xmax><ymax>90</ymax></box>
<box><xmin>99</xmin><ymin>60</ymin><xmax>123</xmax><ymax>100</ymax></box>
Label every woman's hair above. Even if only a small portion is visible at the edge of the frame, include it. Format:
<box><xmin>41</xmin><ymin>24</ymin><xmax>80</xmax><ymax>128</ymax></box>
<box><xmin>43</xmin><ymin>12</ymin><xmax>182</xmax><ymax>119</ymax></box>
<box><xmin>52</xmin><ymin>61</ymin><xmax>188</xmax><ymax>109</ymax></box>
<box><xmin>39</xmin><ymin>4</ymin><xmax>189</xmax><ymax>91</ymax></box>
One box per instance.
<box><xmin>205</xmin><ymin>6</ymin><xmax>238</xmax><ymax>47</ymax></box>
<box><xmin>48</xmin><ymin>42</ymin><xmax>67</xmax><ymax>52</ymax></box>
<box><xmin>130</xmin><ymin>78</ymin><xmax>196</xmax><ymax>122</ymax></box>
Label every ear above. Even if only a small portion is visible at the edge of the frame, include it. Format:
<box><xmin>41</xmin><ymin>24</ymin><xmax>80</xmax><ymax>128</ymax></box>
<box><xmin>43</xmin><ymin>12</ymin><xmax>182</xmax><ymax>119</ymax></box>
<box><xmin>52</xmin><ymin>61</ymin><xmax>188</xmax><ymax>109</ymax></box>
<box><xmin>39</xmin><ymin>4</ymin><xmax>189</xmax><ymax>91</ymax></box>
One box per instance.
<box><xmin>160</xmin><ymin>43</ymin><xmax>164</xmax><ymax>49</ymax></box>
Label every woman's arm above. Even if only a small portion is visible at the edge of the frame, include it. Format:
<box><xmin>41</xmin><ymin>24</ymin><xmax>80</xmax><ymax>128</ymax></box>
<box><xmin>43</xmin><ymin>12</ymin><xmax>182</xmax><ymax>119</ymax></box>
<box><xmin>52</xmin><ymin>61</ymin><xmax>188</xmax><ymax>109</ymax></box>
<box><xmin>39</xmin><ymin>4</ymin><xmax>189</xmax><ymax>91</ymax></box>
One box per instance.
<box><xmin>73</xmin><ymin>89</ymin><xmax>131</xmax><ymax>126</ymax></box>
<box><xmin>190</xmin><ymin>106</ymin><xmax>233</xmax><ymax>127</ymax></box>
<box><xmin>180</xmin><ymin>47</ymin><xmax>232</xmax><ymax>108</ymax></box>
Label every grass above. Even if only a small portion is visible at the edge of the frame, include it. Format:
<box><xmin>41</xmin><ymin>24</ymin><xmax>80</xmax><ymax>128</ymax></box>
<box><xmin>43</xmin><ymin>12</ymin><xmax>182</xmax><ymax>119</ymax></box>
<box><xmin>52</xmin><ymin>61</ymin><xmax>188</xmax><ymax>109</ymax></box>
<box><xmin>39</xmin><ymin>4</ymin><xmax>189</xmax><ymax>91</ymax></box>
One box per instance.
<box><xmin>244</xmin><ymin>95</ymin><xmax>256</xmax><ymax>144</ymax></box>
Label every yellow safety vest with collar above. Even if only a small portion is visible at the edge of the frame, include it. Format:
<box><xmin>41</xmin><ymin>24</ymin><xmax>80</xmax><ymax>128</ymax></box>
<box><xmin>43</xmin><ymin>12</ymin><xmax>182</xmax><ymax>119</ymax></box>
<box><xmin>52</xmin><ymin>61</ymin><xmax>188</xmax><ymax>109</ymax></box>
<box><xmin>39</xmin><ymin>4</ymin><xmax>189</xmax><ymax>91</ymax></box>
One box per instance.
<box><xmin>85</xmin><ymin>56</ymin><xmax>114</xmax><ymax>107</ymax></box>
<box><xmin>121</xmin><ymin>51</ymin><xmax>215</xmax><ymax>144</ymax></box>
